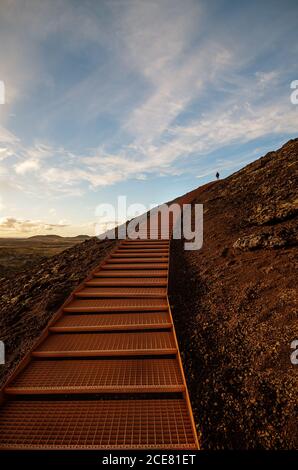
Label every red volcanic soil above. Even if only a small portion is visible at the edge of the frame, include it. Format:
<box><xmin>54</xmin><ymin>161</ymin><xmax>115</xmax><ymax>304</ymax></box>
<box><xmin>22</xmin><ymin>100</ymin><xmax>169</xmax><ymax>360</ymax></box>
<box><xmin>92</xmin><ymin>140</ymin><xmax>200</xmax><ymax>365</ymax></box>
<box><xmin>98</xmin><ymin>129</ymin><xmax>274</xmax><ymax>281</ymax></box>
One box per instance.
<box><xmin>169</xmin><ymin>138</ymin><xmax>298</xmax><ymax>449</ymax></box>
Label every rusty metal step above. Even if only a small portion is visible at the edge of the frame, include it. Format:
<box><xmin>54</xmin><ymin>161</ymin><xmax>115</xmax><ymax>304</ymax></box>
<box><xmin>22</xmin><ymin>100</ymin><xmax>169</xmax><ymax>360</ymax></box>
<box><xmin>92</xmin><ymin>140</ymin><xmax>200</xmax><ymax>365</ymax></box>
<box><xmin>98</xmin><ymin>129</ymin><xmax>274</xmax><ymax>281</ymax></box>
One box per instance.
<box><xmin>102</xmin><ymin>263</ymin><xmax>168</xmax><ymax>270</ymax></box>
<box><xmin>120</xmin><ymin>246</ymin><xmax>169</xmax><ymax>251</ymax></box>
<box><xmin>75</xmin><ymin>287</ymin><xmax>167</xmax><ymax>298</ymax></box>
<box><xmin>93</xmin><ymin>270</ymin><xmax>167</xmax><ymax>277</ymax></box>
<box><xmin>64</xmin><ymin>298</ymin><xmax>168</xmax><ymax>312</ymax></box>
<box><xmin>112</xmin><ymin>252</ymin><xmax>168</xmax><ymax>257</ymax></box>
<box><xmin>50</xmin><ymin>312</ymin><xmax>172</xmax><ymax>332</ymax></box>
<box><xmin>32</xmin><ymin>331</ymin><xmax>177</xmax><ymax>357</ymax></box>
<box><xmin>116</xmin><ymin>246</ymin><xmax>168</xmax><ymax>250</ymax></box>
<box><xmin>0</xmin><ymin>399</ymin><xmax>197</xmax><ymax>449</ymax></box>
<box><xmin>121</xmin><ymin>238</ymin><xmax>170</xmax><ymax>246</ymax></box>
<box><xmin>6</xmin><ymin>358</ymin><xmax>183</xmax><ymax>395</ymax></box>
<box><xmin>108</xmin><ymin>257</ymin><xmax>168</xmax><ymax>263</ymax></box>
<box><xmin>85</xmin><ymin>278</ymin><xmax>167</xmax><ymax>287</ymax></box>
<box><xmin>118</xmin><ymin>245</ymin><xmax>168</xmax><ymax>250</ymax></box>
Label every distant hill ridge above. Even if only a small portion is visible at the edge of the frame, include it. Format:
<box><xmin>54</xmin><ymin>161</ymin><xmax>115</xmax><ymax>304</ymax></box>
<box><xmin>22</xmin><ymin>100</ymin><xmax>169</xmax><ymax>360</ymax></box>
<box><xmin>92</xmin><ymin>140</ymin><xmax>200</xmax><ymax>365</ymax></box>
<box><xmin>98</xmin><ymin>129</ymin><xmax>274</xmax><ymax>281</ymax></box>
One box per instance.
<box><xmin>28</xmin><ymin>234</ymin><xmax>91</xmax><ymax>240</ymax></box>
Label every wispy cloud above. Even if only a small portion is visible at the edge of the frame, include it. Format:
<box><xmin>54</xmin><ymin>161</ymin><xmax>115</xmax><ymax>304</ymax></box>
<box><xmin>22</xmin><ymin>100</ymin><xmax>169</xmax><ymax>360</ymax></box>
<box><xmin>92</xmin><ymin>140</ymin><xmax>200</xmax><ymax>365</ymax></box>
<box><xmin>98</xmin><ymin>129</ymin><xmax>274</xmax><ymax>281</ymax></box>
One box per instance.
<box><xmin>0</xmin><ymin>216</ymin><xmax>68</xmax><ymax>233</ymax></box>
<box><xmin>0</xmin><ymin>215</ymin><xmax>99</xmax><ymax>237</ymax></box>
<box><xmin>0</xmin><ymin>0</ymin><xmax>297</xmax><ymax>235</ymax></box>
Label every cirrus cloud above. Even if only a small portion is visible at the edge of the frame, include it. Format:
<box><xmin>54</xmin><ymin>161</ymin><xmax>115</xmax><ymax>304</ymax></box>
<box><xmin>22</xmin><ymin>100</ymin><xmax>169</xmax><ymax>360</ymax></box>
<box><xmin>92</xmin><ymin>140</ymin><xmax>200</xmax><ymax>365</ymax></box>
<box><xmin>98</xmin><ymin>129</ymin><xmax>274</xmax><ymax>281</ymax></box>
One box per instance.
<box><xmin>0</xmin><ymin>216</ymin><xmax>69</xmax><ymax>233</ymax></box>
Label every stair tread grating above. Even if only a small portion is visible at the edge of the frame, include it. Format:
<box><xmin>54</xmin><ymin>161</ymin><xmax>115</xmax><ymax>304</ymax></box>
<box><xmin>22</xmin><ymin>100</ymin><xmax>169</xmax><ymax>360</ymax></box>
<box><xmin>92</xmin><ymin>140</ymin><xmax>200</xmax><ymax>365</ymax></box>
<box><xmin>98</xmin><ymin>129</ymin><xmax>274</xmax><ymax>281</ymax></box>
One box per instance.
<box><xmin>64</xmin><ymin>298</ymin><xmax>168</xmax><ymax>312</ymax></box>
<box><xmin>6</xmin><ymin>358</ymin><xmax>184</xmax><ymax>393</ymax></box>
<box><xmin>93</xmin><ymin>270</ymin><xmax>167</xmax><ymax>277</ymax></box>
<box><xmin>102</xmin><ymin>263</ymin><xmax>168</xmax><ymax>270</ymax></box>
<box><xmin>85</xmin><ymin>278</ymin><xmax>167</xmax><ymax>286</ymax></box>
<box><xmin>34</xmin><ymin>331</ymin><xmax>176</xmax><ymax>354</ymax></box>
<box><xmin>0</xmin><ymin>399</ymin><xmax>197</xmax><ymax>449</ymax></box>
<box><xmin>75</xmin><ymin>287</ymin><xmax>167</xmax><ymax>297</ymax></box>
<box><xmin>51</xmin><ymin>312</ymin><xmax>171</xmax><ymax>329</ymax></box>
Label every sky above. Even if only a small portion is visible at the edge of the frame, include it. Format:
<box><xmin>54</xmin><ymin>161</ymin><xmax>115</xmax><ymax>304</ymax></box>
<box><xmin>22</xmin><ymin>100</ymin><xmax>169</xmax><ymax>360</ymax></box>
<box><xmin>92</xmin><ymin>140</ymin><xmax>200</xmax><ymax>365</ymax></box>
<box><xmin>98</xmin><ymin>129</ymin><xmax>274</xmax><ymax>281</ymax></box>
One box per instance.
<box><xmin>0</xmin><ymin>0</ymin><xmax>297</xmax><ymax>237</ymax></box>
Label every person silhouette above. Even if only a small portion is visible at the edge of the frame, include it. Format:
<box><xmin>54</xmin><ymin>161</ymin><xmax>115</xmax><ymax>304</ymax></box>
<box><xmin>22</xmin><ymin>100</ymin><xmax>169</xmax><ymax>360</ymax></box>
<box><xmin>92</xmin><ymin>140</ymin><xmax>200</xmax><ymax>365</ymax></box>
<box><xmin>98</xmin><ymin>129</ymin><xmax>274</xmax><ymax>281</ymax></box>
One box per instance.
<box><xmin>216</xmin><ymin>172</ymin><xmax>220</xmax><ymax>180</ymax></box>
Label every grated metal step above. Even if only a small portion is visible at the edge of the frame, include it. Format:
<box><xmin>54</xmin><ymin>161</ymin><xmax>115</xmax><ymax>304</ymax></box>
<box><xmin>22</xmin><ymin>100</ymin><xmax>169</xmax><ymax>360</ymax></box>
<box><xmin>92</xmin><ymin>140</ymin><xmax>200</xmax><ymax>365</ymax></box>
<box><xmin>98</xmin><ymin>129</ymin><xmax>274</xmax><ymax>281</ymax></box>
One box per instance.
<box><xmin>122</xmin><ymin>240</ymin><xmax>169</xmax><ymax>244</ymax></box>
<box><xmin>120</xmin><ymin>246</ymin><xmax>169</xmax><ymax>250</ymax></box>
<box><xmin>50</xmin><ymin>312</ymin><xmax>172</xmax><ymax>332</ymax></box>
<box><xmin>32</xmin><ymin>331</ymin><xmax>177</xmax><ymax>357</ymax></box>
<box><xmin>94</xmin><ymin>269</ymin><xmax>167</xmax><ymax>277</ymax></box>
<box><xmin>0</xmin><ymin>399</ymin><xmax>197</xmax><ymax>449</ymax></box>
<box><xmin>6</xmin><ymin>358</ymin><xmax>184</xmax><ymax>395</ymax></box>
<box><xmin>85</xmin><ymin>278</ymin><xmax>167</xmax><ymax>287</ymax></box>
<box><xmin>108</xmin><ymin>258</ymin><xmax>168</xmax><ymax>264</ymax></box>
<box><xmin>102</xmin><ymin>263</ymin><xmax>168</xmax><ymax>270</ymax></box>
<box><xmin>120</xmin><ymin>246</ymin><xmax>169</xmax><ymax>251</ymax></box>
<box><xmin>75</xmin><ymin>287</ymin><xmax>167</xmax><ymax>298</ymax></box>
<box><xmin>112</xmin><ymin>251</ymin><xmax>168</xmax><ymax>257</ymax></box>
<box><xmin>64</xmin><ymin>298</ymin><xmax>168</xmax><ymax>312</ymax></box>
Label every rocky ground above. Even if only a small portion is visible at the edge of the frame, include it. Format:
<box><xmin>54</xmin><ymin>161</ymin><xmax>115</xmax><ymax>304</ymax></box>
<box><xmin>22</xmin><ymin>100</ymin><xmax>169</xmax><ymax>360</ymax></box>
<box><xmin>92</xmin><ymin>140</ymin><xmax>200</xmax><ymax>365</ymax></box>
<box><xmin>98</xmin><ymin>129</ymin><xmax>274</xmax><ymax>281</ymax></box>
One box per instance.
<box><xmin>0</xmin><ymin>235</ymin><xmax>90</xmax><ymax>277</ymax></box>
<box><xmin>0</xmin><ymin>238</ymin><xmax>115</xmax><ymax>386</ymax></box>
<box><xmin>169</xmin><ymin>138</ymin><xmax>297</xmax><ymax>449</ymax></box>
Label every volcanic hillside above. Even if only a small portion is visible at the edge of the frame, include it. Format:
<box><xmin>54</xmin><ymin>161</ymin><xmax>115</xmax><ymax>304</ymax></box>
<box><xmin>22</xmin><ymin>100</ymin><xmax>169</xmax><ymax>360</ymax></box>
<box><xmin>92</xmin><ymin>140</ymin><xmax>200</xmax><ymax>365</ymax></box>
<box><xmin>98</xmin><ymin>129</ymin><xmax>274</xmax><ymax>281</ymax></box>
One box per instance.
<box><xmin>0</xmin><ymin>138</ymin><xmax>297</xmax><ymax>449</ymax></box>
<box><xmin>169</xmin><ymin>138</ymin><xmax>297</xmax><ymax>449</ymax></box>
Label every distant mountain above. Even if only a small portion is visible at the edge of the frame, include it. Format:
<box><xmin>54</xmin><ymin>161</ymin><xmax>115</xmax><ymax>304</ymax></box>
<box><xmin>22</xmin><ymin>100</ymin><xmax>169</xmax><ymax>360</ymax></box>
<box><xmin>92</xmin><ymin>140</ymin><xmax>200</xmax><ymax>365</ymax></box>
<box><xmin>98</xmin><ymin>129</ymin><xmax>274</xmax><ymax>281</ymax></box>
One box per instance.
<box><xmin>28</xmin><ymin>234</ymin><xmax>91</xmax><ymax>241</ymax></box>
<box><xmin>28</xmin><ymin>235</ymin><xmax>63</xmax><ymax>240</ymax></box>
<box><xmin>73</xmin><ymin>235</ymin><xmax>91</xmax><ymax>240</ymax></box>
